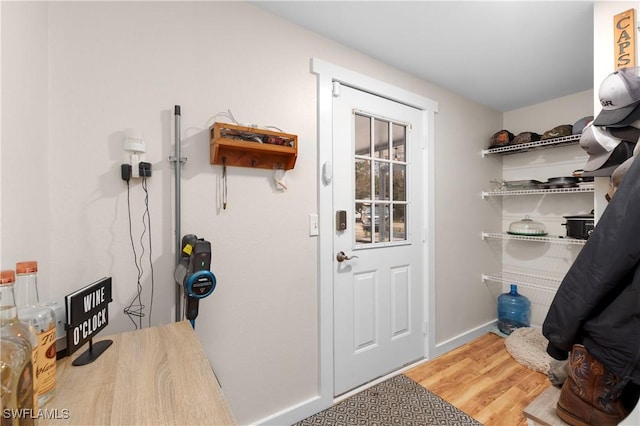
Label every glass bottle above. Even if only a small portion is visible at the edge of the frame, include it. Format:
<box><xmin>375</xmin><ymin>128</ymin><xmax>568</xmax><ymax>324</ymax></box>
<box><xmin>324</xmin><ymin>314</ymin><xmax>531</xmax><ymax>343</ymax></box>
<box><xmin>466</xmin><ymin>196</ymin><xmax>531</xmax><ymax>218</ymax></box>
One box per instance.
<box><xmin>14</xmin><ymin>261</ymin><xmax>56</xmax><ymax>407</ymax></box>
<box><xmin>497</xmin><ymin>284</ymin><xmax>531</xmax><ymax>335</ymax></box>
<box><xmin>0</xmin><ymin>270</ymin><xmax>39</xmax><ymax>412</ymax></box>
<box><xmin>1</xmin><ymin>336</ymin><xmax>35</xmax><ymax>426</ymax></box>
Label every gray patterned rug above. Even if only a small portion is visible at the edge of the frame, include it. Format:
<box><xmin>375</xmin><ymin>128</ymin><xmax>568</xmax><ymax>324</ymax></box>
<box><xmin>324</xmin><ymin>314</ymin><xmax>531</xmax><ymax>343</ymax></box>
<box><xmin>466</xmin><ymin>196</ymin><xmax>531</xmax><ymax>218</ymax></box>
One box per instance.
<box><xmin>294</xmin><ymin>374</ymin><xmax>482</xmax><ymax>426</ymax></box>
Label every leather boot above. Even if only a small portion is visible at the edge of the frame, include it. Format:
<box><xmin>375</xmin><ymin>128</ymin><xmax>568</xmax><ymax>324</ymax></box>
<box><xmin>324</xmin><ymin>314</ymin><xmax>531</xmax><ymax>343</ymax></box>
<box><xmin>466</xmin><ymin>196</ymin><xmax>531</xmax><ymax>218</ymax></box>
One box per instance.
<box><xmin>556</xmin><ymin>344</ymin><xmax>629</xmax><ymax>426</ymax></box>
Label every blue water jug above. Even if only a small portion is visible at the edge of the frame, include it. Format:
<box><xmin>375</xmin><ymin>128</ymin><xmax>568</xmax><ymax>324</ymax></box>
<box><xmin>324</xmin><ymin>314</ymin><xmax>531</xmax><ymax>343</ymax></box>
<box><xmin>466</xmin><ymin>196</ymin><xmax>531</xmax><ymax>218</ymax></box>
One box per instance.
<box><xmin>497</xmin><ymin>284</ymin><xmax>531</xmax><ymax>335</ymax></box>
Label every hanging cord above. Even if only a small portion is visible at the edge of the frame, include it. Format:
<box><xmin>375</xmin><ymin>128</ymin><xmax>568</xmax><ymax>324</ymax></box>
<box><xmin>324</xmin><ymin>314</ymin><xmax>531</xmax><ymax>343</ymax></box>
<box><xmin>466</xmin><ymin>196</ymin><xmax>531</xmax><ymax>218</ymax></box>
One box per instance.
<box><xmin>206</xmin><ymin>109</ymin><xmax>239</xmax><ymax>128</ymax></box>
<box><xmin>206</xmin><ymin>109</ymin><xmax>284</xmax><ymax>132</ymax></box>
<box><xmin>142</xmin><ymin>176</ymin><xmax>154</xmax><ymax>328</ymax></box>
<box><xmin>134</xmin><ymin>182</ymin><xmax>148</xmax><ymax>329</ymax></box>
<box><xmin>124</xmin><ymin>180</ymin><xmax>146</xmax><ymax>329</ymax></box>
<box><xmin>222</xmin><ymin>158</ymin><xmax>228</xmax><ymax>209</ymax></box>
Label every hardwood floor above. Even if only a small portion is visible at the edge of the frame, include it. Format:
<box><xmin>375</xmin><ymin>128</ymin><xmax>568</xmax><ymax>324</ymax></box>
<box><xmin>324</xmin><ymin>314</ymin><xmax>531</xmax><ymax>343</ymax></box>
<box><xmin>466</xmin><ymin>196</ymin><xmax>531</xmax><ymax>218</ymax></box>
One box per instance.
<box><xmin>405</xmin><ymin>332</ymin><xmax>551</xmax><ymax>426</ymax></box>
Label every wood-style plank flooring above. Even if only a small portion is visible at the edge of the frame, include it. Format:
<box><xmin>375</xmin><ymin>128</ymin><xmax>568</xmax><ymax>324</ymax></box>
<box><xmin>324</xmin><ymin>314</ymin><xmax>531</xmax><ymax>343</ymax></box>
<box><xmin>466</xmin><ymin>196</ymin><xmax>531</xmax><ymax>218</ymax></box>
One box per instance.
<box><xmin>404</xmin><ymin>332</ymin><xmax>551</xmax><ymax>426</ymax></box>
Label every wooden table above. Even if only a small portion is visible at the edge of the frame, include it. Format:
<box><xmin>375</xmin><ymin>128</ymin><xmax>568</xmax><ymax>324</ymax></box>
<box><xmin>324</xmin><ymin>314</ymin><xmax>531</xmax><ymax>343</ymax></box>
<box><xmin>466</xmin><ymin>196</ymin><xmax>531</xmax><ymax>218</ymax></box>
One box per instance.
<box><xmin>40</xmin><ymin>321</ymin><xmax>235</xmax><ymax>425</ymax></box>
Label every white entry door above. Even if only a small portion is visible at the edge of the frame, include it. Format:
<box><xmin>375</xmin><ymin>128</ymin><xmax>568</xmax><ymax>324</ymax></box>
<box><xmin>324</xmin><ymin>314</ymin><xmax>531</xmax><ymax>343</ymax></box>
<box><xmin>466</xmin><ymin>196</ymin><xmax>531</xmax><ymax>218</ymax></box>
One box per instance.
<box><xmin>333</xmin><ymin>84</ymin><xmax>425</xmax><ymax>396</ymax></box>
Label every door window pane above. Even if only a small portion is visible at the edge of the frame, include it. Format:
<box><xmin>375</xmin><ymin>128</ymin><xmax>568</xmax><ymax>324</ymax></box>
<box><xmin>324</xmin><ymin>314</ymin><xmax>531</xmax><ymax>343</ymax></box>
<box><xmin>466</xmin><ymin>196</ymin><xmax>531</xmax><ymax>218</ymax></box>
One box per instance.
<box><xmin>355</xmin><ymin>114</ymin><xmax>371</xmax><ymax>156</ymax></box>
<box><xmin>374</xmin><ymin>119</ymin><xmax>390</xmax><ymax>159</ymax></box>
<box><xmin>373</xmin><ymin>204</ymin><xmax>391</xmax><ymax>243</ymax></box>
<box><xmin>374</xmin><ymin>162</ymin><xmax>390</xmax><ymax>201</ymax></box>
<box><xmin>393</xmin><ymin>204</ymin><xmax>406</xmax><ymax>241</ymax></box>
<box><xmin>393</xmin><ymin>164</ymin><xmax>406</xmax><ymax>201</ymax></box>
<box><xmin>355</xmin><ymin>159</ymin><xmax>371</xmax><ymax>200</ymax></box>
<box><xmin>392</xmin><ymin>123</ymin><xmax>406</xmax><ymax>162</ymax></box>
<box><xmin>355</xmin><ymin>202</ymin><xmax>371</xmax><ymax>243</ymax></box>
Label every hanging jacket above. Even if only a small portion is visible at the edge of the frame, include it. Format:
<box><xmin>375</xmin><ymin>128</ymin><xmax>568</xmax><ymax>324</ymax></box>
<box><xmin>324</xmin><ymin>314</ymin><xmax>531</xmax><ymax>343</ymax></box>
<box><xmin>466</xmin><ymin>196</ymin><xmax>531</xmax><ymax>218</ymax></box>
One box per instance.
<box><xmin>543</xmin><ymin>155</ymin><xmax>640</xmax><ymax>387</ymax></box>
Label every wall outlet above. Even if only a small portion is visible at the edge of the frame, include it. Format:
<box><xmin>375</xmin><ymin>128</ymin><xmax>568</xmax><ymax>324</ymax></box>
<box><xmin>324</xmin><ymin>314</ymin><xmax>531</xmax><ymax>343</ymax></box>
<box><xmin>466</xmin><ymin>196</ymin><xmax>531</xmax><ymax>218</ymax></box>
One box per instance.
<box><xmin>131</xmin><ymin>154</ymin><xmax>141</xmax><ymax>178</ymax></box>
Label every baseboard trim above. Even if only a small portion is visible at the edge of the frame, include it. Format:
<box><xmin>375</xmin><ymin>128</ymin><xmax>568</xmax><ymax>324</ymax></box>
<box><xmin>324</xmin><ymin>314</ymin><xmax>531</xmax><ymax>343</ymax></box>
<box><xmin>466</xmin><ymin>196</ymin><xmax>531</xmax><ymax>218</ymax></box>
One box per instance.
<box><xmin>255</xmin><ymin>394</ymin><xmax>329</xmax><ymax>426</ymax></box>
<box><xmin>431</xmin><ymin>320</ymin><xmax>497</xmax><ymax>358</ymax></box>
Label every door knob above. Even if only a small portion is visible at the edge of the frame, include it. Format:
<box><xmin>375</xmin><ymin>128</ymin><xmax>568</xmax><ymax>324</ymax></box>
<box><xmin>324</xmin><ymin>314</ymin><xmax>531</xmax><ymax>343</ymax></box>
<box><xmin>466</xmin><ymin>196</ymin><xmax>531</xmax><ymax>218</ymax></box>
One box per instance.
<box><xmin>336</xmin><ymin>251</ymin><xmax>359</xmax><ymax>263</ymax></box>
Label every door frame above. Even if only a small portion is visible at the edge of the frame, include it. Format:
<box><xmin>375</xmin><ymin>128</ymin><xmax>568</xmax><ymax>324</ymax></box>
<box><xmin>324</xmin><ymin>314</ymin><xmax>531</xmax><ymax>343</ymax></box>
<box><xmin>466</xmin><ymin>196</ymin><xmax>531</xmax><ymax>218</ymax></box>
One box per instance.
<box><xmin>312</xmin><ymin>58</ymin><xmax>438</xmax><ymax>407</ymax></box>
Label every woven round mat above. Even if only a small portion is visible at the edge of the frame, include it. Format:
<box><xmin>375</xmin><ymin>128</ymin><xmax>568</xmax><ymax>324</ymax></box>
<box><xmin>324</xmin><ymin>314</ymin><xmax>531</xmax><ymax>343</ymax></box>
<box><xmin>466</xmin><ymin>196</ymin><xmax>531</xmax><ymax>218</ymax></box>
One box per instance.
<box><xmin>504</xmin><ymin>327</ymin><xmax>553</xmax><ymax>374</ymax></box>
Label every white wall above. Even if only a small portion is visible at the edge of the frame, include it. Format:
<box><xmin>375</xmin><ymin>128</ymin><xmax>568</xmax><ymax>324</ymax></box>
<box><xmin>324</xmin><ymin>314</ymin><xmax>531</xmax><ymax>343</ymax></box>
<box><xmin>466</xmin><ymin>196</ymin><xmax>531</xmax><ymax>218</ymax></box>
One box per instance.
<box><xmin>1</xmin><ymin>2</ymin><xmax>50</xmax><ymax>289</ymax></box>
<box><xmin>1</xmin><ymin>2</ymin><xmax>503</xmax><ymax>423</ymax></box>
<box><xmin>0</xmin><ymin>2</ymin><xmax>2</xmax><ymax>265</ymax></box>
<box><xmin>504</xmin><ymin>90</ymin><xmax>594</xmax><ymax>136</ymax></box>
<box><xmin>429</xmin><ymin>93</ymin><xmax>503</xmax><ymax>350</ymax></box>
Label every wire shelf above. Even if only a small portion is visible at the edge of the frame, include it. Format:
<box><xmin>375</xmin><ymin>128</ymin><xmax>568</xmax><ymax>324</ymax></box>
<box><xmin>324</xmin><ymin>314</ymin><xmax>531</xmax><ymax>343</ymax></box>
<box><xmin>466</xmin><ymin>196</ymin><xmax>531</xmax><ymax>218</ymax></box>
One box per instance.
<box><xmin>482</xmin><ymin>271</ymin><xmax>561</xmax><ymax>292</ymax></box>
<box><xmin>482</xmin><ymin>184</ymin><xmax>594</xmax><ymax>198</ymax></box>
<box><xmin>482</xmin><ymin>232</ymin><xmax>587</xmax><ymax>245</ymax></box>
<box><xmin>482</xmin><ymin>134</ymin><xmax>581</xmax><ymax>156</ymax></box>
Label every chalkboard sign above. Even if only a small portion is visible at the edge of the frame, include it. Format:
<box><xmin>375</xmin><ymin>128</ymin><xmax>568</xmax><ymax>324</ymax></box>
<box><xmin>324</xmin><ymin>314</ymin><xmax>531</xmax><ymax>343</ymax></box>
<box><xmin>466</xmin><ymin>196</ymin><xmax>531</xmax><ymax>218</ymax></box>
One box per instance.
<box><xmin>65</xmin><ymin>277</ymin><xmax>113</xmax><ymax>363</ymax></box>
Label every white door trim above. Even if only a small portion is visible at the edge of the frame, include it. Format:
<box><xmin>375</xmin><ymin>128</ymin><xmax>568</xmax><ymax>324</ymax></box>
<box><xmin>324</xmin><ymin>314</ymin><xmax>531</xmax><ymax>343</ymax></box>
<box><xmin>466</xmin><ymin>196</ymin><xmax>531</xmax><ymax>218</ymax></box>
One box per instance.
<box><xmin>258</xmin><ymin>59</ymin><xmax>437</xmax><ymax>425</ymax></box>
<box><xmin>313</xmin><ymin>58</ymin><xmax>438</xmax><ymax>404</ymax></box>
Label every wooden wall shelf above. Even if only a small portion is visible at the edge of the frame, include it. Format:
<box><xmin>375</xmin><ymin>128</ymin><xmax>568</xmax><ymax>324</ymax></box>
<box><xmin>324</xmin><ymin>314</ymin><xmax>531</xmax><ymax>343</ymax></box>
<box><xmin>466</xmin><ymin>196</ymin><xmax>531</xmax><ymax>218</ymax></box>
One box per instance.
<box><xmin>210</xmin><ymin>122</ymin><xmax>298</xmax><ymax>170</ymax></box>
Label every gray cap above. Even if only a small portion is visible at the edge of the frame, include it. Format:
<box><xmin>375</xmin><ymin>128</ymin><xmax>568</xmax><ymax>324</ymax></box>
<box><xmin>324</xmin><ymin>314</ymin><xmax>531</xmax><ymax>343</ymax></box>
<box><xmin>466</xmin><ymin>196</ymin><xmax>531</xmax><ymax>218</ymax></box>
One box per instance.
<box><xmin>572</xmin><ymin>116</ymin><xmax>593</xmax><ymax>135</ymax></box>
<box><xmin>594</xmin><ymin>67</ymin><xmax>640</xmax><ymax>127</ymax></box>
<box><xmin>580</xmin><ymin>123</ymin><xmax>623</xmax><ymax>171</ymax></box>
<box><xmin>582</xmin><ymin>141</ymin><xmax>635</xmax><ymax>177</ymax></box>
<box><xmin>609</xmin><ymin>124</ymin><xmax>640</xmax><ymax>142</ymax></box>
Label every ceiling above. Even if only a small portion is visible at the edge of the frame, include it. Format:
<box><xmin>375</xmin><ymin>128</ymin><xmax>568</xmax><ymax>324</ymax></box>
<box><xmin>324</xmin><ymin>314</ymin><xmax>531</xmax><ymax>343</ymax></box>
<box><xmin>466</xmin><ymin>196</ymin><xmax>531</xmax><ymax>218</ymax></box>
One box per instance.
<box><xmin>253</xmin><ymin>1</ymin><xmax>595</xmax><ymax>112</ymax></box>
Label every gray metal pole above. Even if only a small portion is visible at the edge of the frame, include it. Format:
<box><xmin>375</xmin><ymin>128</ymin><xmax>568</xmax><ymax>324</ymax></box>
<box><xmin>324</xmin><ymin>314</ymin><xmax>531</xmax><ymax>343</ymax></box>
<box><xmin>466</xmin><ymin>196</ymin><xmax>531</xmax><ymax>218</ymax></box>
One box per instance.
<box><xmin>174</xmin><ymin>105</ymin><xmax>182</xmax><ymax>322</ymax></box>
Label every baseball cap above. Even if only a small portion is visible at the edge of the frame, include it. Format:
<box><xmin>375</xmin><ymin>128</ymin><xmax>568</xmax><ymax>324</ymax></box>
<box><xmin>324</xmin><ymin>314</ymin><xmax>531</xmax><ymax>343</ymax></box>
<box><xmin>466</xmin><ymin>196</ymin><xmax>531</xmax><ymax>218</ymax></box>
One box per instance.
<box><xmin>541</xmin><ymin>124</ymin><xmax>572</xmax><ymax>140</ymax></box>
<box><xmin>582</xmin><ymin>141</ymin><xmax>635</xmax><ymax>177</ymax></box>
<box><xmin>572</xmin><ymin>116</ymin><xmax>593</xmax><ymax>135</ymax></box>
<box><xmin>593</xmin><ymin>67</ymin><xmax>640</xmax><ymax>127</ymax></box>
<box><xmin>609</xmin><ymin>126</ymin><xmax>640</xmax><ymax>142</ymax></box>
<box><xmin>607</xmin><ymin>156</ymin><xmax>636</xmax><ymax>201</ymax></box>
<box><xmin>612</xmin><ymin>156</ymin><xmax>635</xmax><ymax>184</ymax></box>
<box><xmin>608</xmin><ymin>118</ymin><xmax>640</xmax><ymax>142</ymax></box>
<box><xmin>579</xmin><ymin>123</ymin><xmax>623</xmax><ymax>171</ymax></box>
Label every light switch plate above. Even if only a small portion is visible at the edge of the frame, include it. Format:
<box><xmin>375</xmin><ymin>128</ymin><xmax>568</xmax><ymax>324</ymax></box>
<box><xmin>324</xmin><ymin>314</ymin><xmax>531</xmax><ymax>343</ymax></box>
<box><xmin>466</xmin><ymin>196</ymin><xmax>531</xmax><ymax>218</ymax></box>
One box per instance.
<box><xmin>309</xmin><ymin>214</ymin><xmax>319</xmax><ymax>236</ymax></box>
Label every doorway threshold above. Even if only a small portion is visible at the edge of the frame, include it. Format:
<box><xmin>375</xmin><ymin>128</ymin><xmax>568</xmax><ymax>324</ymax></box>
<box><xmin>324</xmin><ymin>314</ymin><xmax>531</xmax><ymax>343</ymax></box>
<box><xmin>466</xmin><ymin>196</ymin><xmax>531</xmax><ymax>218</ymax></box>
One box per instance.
<box><xmin>333</xmin><ymin>356</ymin><xmax>429</xmax><ymax>404</ymax></box>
